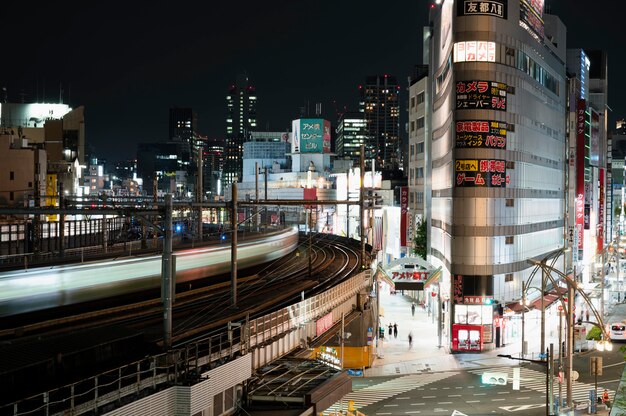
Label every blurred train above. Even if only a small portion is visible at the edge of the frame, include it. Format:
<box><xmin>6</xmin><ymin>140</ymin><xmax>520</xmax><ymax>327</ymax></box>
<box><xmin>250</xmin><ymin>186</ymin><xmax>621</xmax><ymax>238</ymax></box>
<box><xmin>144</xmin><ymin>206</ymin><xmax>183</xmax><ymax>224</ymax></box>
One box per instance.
<box><xmin>0</xmin><ymin>227</ymin><xmax>299</xmax><ymax>317</ymax></box>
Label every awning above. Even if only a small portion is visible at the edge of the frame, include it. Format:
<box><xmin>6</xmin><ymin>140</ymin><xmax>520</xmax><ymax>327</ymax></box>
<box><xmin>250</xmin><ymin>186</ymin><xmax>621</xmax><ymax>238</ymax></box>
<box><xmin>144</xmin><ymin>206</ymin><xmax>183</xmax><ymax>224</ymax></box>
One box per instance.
<box><xmin>505</xmin><ymin>286</ymin><xmax>568</xmax><ymax>314</ymax></box>
<box><xmin>423</xmin><ymin>267</ymin><xmax>442</xmax><ymax>290</ymax></box>
<box><xmin>375</xmin><ymin>266</ymin><xmax>395</xmax><ymax>288</ymax></box>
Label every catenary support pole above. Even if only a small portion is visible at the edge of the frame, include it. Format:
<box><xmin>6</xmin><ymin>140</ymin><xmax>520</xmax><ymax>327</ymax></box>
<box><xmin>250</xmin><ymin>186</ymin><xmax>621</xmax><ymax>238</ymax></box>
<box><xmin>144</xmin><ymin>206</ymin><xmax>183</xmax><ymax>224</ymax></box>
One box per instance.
<box><xmin>162</xmin><ymin>194</ymin><xmax>173</xmax><ymax>350</ymax></box>
<box><xmin>566</xmin><ymin>285</ymin><xmax>574</xmax><ymax>407</ymax></box>
<box><xmin>359</xmin><ymin>145</ymin><xmax>365</xmax><ymax>269</ymax></box>
<box><xmin>231</xmin><ymin>182</ymin><xmax>238</xmax><ymax>307</ymax></box>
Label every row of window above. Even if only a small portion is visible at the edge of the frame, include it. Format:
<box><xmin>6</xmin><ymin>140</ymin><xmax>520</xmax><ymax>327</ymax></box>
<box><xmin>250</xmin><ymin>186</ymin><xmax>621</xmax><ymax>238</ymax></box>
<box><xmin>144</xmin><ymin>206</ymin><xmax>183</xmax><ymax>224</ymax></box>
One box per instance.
<box><xmin>409</xmin><ymin>191</ymin><xmax>424</xmax><ymax>205</ymax></box>
<box><xmin>409</xmin><ymin>142</ymin><xmax>425</xmax><ymax>157</ymax></box>
<box><xmin>409</xmin><ymin>91</ymin><xmax>426</xmax><ymax>109</ymax></box>
<box><xmin>410</xmin><ymin>117</ymin><xmax>425</xmax><ymax>133</ymax></box>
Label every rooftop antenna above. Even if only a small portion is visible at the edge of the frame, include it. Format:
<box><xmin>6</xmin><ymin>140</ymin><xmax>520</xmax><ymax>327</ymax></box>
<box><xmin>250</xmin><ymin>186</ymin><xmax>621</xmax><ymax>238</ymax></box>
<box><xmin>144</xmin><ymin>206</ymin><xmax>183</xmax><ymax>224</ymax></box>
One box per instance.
<box><xmin>59</xmin><ymin>81</ymin><xmax>64</xmax><ymax>104</ymax></box>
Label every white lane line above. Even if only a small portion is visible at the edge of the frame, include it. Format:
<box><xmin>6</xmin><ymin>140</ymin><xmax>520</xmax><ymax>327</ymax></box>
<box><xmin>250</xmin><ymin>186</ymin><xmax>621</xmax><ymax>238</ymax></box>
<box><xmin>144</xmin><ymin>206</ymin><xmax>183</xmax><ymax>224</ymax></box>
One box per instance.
<box><xmin>466</xmin><ymin>400</ymin><xmax>481</xmax><ymax>403</ymax></box>
<box><xmin>448</xmin><ymin>394</ymin><xmax>462</xmax><ymax>397</ymax></box>
<box><xmin>497</xmin><ymin>391</ymin><xmax>510</xmax><ymax>394</ymax></box>
<box><xmin>438</xmin><ymin>401</ymin><xmax>453</xmax><ymax>404</ymax></box>
<box><xmin>397</xmin><ymin>397</ymin><xmax>410</xmax><ymax>400</ymax></box>
<box><xmin>516</xmin><ymin>397</ymin><xmax>531</xmax><ymax>400</ymax></box>
<box><xmin>473</xmin><ymin>393</ymin><xmax>487</xmax><ymax>396</ymax></box>
<box><xmin>492</xmin><ymin>398</ymin><xmax>506</xmax><ymax>402</ymax></box>
<box><xmin>423</xmin><ymin>396</ymin><xmax>436</xmax><ymax>399</ymax></box>
<box><xmin>383</xmin><ymin>404</ymin><xmax>399</xmax><ymax>407</ymax></box>
<box><xmin>404</xmin><ymin>412</ymin><xmax>422</xmax><ymax>414</ymax></box>
<box><xmin>411</xmin><ymin>403</ymin><xmax>425</xmax><ymax>406</ymax></box>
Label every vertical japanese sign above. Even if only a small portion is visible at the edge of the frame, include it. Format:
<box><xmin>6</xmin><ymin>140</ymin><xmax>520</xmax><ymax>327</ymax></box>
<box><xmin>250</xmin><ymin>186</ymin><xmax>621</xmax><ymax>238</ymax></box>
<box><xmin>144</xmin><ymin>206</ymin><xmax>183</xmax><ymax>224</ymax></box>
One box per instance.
<box><xmin>576</xmin><ymin>99</ymin><xmax>586</xmax><ymax>253</ymax></box>
<box><xmin>598</xmin><ymin>168</ymin><xmax>605</xmax><ymax>253</ymax></box>
<box><xmin>400</xmin><ymin>187</ymin><xmax>408</xmax><ymax>247</ymax></box>
<box><xmin>453</xmin><ymin>275</ymin><xmax>464</xmax><ymax>304</ymax></box>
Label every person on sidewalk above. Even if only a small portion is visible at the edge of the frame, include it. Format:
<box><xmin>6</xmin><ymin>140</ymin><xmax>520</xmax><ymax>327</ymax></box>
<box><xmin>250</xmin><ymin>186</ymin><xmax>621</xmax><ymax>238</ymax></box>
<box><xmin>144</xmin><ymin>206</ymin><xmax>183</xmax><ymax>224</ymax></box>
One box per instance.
<box><xmin>393</xmin><ymin>323</ymin><xmax>398</xmax><ymax>339</ymax></box>
<box><xmin>602</xmin><ymin>389</ymin><xmax>611</xmax><ymax>409</ymax></box>
<box><xmin>408</xmin><ymin>331</ymin><xmax>413</xmax><ymax>349</ymax></box>
<box><xmin>411</xmin><ymin>302</ymin><xmax>416</xmax><ymax>317</ymax></box>
<box><xmin>586</xmin><ymin>309</ymin><xmax>590</xmax><ymax>321</ymax></box>
<box><xmin>388</xmin><ymin>323</ymin><xmax>393</xmax><ymax>337</ymax></box>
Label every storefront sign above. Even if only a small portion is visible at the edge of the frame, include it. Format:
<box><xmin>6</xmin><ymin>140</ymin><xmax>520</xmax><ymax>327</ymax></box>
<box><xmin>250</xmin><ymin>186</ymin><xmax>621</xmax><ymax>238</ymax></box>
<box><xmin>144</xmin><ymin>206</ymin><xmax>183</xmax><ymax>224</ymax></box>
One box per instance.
<box><xmin>455</xmin><ymin>159</ymin><xmax>507</xmax><ymax>187</ymax></box>
<box><xmin>400</xmin><ymin>187</ymin><xmax>408</xmax><ymax>247</ymax></box>
<box><xmin>453</xmin><ymin>41</ymin><xmax>496</xmax><ymax>62</ymax></box>
<box><xmin>519</xmin><ymin>0</ymin><xmax>544</xmax><ymax>41</ymax></box>
<box><xmin>392</xmin><ymin>271</ymin><xmax>429</xmax><ymax>281</ymax></box>
<box><xmin>457</xmin><ymin>0</ymin><xmax>507</xmax><ymax>19</ymax></box>
<box><xmin>464</xmin><ymin>295</ymin><xmax>493</xmax><ymax>304</ymax></box>
<box><xmin>598</xmin><ymin>168</ymin><xmax>605</xmax><ymax>253</ymax></box>
<box><xmin>455</xmin><ymin>120</ymin><xmax>507</xmax><ymax>149</ymax></box>
<box><xmin>453</xmin><ymin>275</ymin><xmax>464</xmax><ymax>304</ymax></box>
<box><xmin>456</xmin><ymin>80</ymin><xmax>507</xmax><ymax>111</ymax></box>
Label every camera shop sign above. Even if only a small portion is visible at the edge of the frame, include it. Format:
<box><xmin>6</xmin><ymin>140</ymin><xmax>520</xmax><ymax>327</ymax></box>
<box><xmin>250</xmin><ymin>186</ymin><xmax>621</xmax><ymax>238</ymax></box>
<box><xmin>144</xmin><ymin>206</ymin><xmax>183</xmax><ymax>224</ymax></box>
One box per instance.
<box><xmin>456</xmin><ymin>80</ymin><xmax>507</xmax><ymax>111</ymax></box>
<box><xmin>456</xmin><ymin>120</ymin><xmax>507</xmax><ymax>149</ymax></box>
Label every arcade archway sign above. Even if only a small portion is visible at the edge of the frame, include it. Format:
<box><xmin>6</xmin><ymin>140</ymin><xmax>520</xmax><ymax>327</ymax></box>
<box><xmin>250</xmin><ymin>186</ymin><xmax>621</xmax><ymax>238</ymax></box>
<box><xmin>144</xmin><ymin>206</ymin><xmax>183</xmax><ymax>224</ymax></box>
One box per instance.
<box><xmin>378</xmin><ymin>256</ymin><xmax>440</xmax><ymax>291</ymax></box>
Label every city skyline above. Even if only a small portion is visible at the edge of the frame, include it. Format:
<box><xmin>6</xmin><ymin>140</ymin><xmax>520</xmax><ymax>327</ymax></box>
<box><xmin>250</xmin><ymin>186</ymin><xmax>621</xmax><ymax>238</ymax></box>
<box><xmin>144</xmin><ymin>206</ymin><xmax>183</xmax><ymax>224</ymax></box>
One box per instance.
<box><xmin>2</xmin><ymin>0</ymin><xmax>624</xmax><ymax>163</ymax></box>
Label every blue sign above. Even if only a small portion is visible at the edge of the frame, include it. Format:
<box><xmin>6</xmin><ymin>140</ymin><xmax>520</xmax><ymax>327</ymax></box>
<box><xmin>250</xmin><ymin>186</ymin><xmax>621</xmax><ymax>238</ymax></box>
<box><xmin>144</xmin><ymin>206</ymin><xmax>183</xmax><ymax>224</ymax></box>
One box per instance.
<box><xmin>347</xmin><ymin>369</ymin><xmax>363</xmax><ymax>377</ymax></box>
<box><xmin>590</xmin><ymin>389</ymin><xmax>596</xmax><ymax>413</ymax></box>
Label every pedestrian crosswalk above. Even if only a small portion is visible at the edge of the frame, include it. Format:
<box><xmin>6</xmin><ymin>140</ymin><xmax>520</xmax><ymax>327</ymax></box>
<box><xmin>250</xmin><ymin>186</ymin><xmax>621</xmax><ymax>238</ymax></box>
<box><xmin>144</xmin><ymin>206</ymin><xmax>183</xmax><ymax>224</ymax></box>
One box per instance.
<box><xmin>466</xmin><ymin>366</ymin><xmax>615</xmax><ymax>403</ymax></box>
<box><xmin>323</xmin><ymin>371</ymin><xmax>459</xmax><ymax>414</ymax></box>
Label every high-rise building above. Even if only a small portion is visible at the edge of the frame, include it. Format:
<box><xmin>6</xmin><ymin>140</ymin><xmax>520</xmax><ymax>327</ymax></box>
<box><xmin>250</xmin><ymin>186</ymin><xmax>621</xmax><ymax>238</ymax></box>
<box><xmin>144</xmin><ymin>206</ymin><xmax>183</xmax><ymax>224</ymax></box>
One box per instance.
<box><xmin>224</xmin><ymin>73</ymin><xmax>257</xmax><ymax>187</ymax></box>
<box><xmin>359</xmin><ymin>75</ymin><xmax>401</xmax><ymax>170</ymax></box>
<box><xmin>427</xmin><ymin>0</ymin><xmax>567</xmax><ymax>351</ymax></box>
<box><xmin>203</xmin><ymin>136</ymin><xmax>224</xmax><ymax>199</ymax></box>
<box><xmin>336</xmin><ymin>112</ymin><xmax>367</xmax><ymax>163</ymax></box>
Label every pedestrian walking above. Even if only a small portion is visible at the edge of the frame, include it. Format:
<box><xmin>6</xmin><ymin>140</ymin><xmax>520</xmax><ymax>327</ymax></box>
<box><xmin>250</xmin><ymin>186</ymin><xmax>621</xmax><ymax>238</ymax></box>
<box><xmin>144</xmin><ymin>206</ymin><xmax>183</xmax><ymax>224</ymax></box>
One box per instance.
<box><xmin>408</xmin><ymin>331</ymin><xmax>413</xmax><ymax>349</ymax></box>
<box><xmin>388</xmin><ymin>323</ymin><xmax>393</xmax><ymax>337</ymax></box>
<box><xmin>411</xmin><ymin>302</ymin><xmax>416</xmax><ymax>317</ymax></box>
<box><xmin>393</xmin><ymin>323</ymin><xmax>398</xmax><ymax>339</ymax></box>
<box><xmin>585</xmin><ymin>309</ymin><xmax>590</xmax><ymax>321</ymax></box>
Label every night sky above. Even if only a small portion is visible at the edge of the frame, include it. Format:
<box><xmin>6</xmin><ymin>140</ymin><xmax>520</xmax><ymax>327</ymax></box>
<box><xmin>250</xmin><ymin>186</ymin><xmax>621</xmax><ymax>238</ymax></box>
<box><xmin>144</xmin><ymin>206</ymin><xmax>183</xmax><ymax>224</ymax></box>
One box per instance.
<box><xmin>2</xmin><ymin>1</ymin><xmax>624</xmax><ymax>164</ymax></box>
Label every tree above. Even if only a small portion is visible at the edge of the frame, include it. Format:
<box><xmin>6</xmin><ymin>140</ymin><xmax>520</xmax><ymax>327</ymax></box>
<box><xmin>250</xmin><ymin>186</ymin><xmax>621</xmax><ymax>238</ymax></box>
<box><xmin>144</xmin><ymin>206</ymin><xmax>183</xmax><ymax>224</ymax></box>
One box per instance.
<box><xmin>412</xmin><ymin>219</ymin><xmax>427</xmax><ymax>260</ymax></box>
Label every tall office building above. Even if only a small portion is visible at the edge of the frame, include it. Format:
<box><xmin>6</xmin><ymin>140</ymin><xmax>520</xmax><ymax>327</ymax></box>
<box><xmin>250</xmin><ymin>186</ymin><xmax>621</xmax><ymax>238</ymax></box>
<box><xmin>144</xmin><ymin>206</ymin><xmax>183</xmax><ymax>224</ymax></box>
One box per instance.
<box><xmin>203</xmin><ymin>136</ymin><xmax>224</xmax><ymax>199</ymax></box>
<box><xmin>336</xmin><ymin>112</ymin><xmax>367</xmax><ymax>163</ymax></box>
<box><xmin>428</xmin><ymin>1</ymin><xmax>567</xmax><ymax>351</ymax></box>
<box><xmin>359</xmin><ymin>75</ymin><xmax>400</xmax><ymax>170</ymax></box>
<box><xmin>224</xmin><ymin>73</ymin><xmax>257</xmax><ymax>187</ymax></box>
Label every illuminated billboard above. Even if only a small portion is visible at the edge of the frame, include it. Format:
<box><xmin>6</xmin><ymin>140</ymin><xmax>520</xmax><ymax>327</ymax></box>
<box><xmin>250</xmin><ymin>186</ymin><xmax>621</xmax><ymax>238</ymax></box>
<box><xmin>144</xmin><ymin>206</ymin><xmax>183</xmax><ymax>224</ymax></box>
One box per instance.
<box><xmin>0</xmin><ymin>103</ymin><xmax>72</xmax><ymax>127</ymax></box>
<box><xmin>457</xmin><ymin>0</ymin><xmax>507</xmax><ymax>19</ymax></box>
<box><xmin>519</xmin><ymin>0</ymin><xmax>544</xmax><ymax>41</ymax></box>
<box><xmin>456</xmin><ymin>80</ymin><xmax>507</xmax><ymax>111</ymax></box>
<box><xmin>455</xmin><ymin>159</ymin><xmax>507</xmax><ymax>187</ymax></box>
<box><xmin>454</xmin><ymin>41</ymin><xmax>496</xmax><ymax>62</ymax></box>
<box><xmin>291</xmin><ymin>118</ymin><xmax>331</xmax><ymax>154</ymax></box>
<box><xmin>455</xmin><ymin>120</ymin><xmax>507</xmax><ymax>149</ymax></box>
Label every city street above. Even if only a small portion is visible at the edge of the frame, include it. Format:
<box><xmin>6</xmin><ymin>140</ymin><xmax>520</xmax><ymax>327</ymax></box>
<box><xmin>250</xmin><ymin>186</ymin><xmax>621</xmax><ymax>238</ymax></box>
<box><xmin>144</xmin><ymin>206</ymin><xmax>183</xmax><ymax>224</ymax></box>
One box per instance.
<box><xmin>324</xmin><ymin>289</ymin><xmax>624</xmax><ymax>415</ymax></box>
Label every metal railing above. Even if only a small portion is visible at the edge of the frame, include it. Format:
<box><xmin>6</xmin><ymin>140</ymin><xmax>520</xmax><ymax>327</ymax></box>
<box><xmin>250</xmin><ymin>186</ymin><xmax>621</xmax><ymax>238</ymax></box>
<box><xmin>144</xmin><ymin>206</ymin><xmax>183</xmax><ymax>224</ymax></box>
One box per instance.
<box><xmin>2</xmin><ymin>269</ymin><xmax>371</xmax><ymax>416</ymax></box>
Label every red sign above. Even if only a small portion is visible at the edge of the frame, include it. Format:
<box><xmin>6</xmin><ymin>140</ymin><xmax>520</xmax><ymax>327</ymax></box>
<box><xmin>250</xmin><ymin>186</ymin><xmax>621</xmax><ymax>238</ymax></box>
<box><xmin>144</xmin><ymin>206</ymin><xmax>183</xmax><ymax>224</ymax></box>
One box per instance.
<box><xmin>400</xmin><ymin>186</ymin><xmax>408</xmax><ymax>247</ymax></box>
<box><xmin>453</xmin><ymin>275</ymin><xmax>464</xmax><ymax>304</ymax></box>
<box><xmin>391</xmin><ymin>271</ymin><xmax>430</xmax><ymax>281</ymax></box>
<box><xmin>576</xmin><ymin>99</ymin><xmax>586</xmax><ymax>252</ymax></box>
<box><xmin>303</xmin><ymin>187</ymin><xmax>317</xmax><ymax>209</ymax></box>
<box><xmin>316</xmin><ymin>312</ymin><xmax>333</xmax><ymax>337</ymax></box>
<box><xmin>598</xmin><ymin>168</ymin><xmax>605</xmax><ymax>253</ymax></box>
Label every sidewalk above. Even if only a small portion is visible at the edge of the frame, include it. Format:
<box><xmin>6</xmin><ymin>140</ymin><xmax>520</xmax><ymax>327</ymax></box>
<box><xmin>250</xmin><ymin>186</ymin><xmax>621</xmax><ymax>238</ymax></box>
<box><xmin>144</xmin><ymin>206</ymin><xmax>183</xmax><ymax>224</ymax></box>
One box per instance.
<box><xmin>365</xmin><ymin>291</ymin><xmax>523</xmax><ymax>377</ymax></box>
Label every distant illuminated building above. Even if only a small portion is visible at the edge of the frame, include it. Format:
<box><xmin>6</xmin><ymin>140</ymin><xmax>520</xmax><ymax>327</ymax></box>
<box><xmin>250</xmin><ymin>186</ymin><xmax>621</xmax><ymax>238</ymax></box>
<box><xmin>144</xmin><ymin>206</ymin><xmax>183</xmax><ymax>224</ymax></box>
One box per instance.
<box><xmin>359</xmin><ymin>75</ymin><xmax>401</xmax><ymax>170</ymax></box>
<box><xmin>224</xmin><ymin>73</ymin><xmax>257</xmax><ymax>187</ymax></box>
<box><xmin>336</xmin><ymin>112</ymin><xmax>367</xmax><ymax>164</ymax></box>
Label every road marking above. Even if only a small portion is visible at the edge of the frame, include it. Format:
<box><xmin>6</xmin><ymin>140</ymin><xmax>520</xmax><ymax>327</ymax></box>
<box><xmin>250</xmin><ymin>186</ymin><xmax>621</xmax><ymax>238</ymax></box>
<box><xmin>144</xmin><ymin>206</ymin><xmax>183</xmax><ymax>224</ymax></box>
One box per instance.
<box><xmin>497</xmin><ymin>391</ymin><xmax>510</xmax><ymax>394</ymax></box>
<box><xmin>438</xmin><ymin>401</ymin><xmax>453</xmax><ymax>404</ymax></box>
<box><xmin>404</xmin><ymin>412</ymin><xmax>421</xmax><ymax>414</ymax></box>
<box><xmin>455</xmin><ymin>386</ymin><xmax>463</xmax><ymax>389</ymax></box>
<box><xmin>383</xmin><ymin>404</ymin><xmax>398</xmax><ymax>407</ymax></box>
<box><xmin>430</xmin><ymin>387</ymin><xmax>438</xmax><ymax>390</ymax></box>
<box><xmin>473</xmin><ymin>393</ymin><xmax>486</xmax><ymax>396</ymax></box>
<box><xmin>492</xmin><ymin>398</ymin><xmax>506</xmax><ymax>401</ymax></box>
<box><xmin>516</xmin><ymin>397</ymin><xmax>531</xmax><ymax>400</ymax></box>
<box><xmin>448</xmin><ymin>394</ymin><xmax>462</xmax><ymax>397</ymax></box>
<box><xmin>410</xmin><ymin>403</ymin><xmax>425</xmax><ymax>406</ymax></box>
<box><xmin>499</xmin><ymin>403</ymin><xmax>545</xmax><ymax>412</ymax></box>
<box><xmin>467</xmin><ymin>386</ymin><xmax>475</xmax><ymax>389</ymax></box>
<box><xmin>604</xmin><ymin>362</ymin><xmax>625</xmax><ymax>368</ymax></box>
<box><xmin>442</xmin><ymin>387</ymin><xmax>450</xmax><ymax>390</ymax></box>
<box><xmin>375</xmin><ymin>413</ymin><xmax>392</xmax><ymax>415</ymax></box>
<box><xmin>423</xmin><ymin>396</ymin><xmax>436</xmax><ymax>398</ymax></box>
<box><xmin>466</xmin><ymin>400</ymin><xmax>480</xmax><ymax>403</ymax></box>
<box><xmin>397</xmin><ymin>397</ymin><xmax>410</xmax><ymax>400</ymax></box>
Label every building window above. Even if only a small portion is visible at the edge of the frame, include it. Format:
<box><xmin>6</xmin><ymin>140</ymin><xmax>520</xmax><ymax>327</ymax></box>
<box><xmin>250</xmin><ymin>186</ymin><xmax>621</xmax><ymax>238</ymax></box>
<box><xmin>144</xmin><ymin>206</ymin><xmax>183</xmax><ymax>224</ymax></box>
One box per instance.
<box><xmin>505</xmin><ymin>236</ymin><xmax>514</xmax><ymax>244</ymax></box>
<box><xmin>506</xmin><ymin>161</ymin><xmax>515</xmax><ymax>169</ymax></box>
<box><xmin>28</xmin><ymin>182</ymin><xmax>32</xmax><ymax>187</ymax></box>
<box><xmin>416</xmin><ymin>168</ymin><xmax>424</xmax><ymax>178</ymax></box>
<box><xmin>417</xmin><ymin>142</ymin><xmax>424</xmax><ymax>154</ymax></box>
<box><xmin>417</xmin><ymin>192</ymin><xmax>424</xmax><ymax>204</ymax></box>
<box><xmin>410</xmin><ymin>96</ymin><xmax>416</xmax><ymax>108</ymax></box>
<box><xmin>410</xmin><ymin>145</ymin><xmax>414</xmax><ymax>157</ymax></box>
<box><xmin>416</xmin><ymin>117</ymin><xmax>425</xmax><ymax>129</ymax></box>
<box><xmin>410</xmin><ymin>121</ymin><xmax>415</xmax><ymax>132</ymax></box>
<box><xmin>505</xmin><ymin>199</ymin><xmax>514</xmax><ymax>207</ymax></box>
<box><xmin>9</xmin><ymin>191</ymin><xmax>14</xmax><ymax>201</ymax></box>
<box><xmin>505</xmin><ymin>273</ymin><xmax>514</xmax><ymax>282</ymax></box>
<box><xmin>9</xmin><ymin>171</ymin><xmax>14</xmax><ymax>180</ymax></box>
<box><xmin>417</xmin><ymin>92</ymin><xmax>425</xmax><ymax>104</ymax></box>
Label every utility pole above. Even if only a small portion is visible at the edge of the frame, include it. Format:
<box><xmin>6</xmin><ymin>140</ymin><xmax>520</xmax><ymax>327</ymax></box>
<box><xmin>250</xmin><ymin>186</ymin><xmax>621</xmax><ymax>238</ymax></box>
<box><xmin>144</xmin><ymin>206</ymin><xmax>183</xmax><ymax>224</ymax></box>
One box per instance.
<box><xmin>255</xmin><ymin>162</ymin><xmax>259</xmax><ymax>232</ymax></box>
<box><xmin>359</xmin><ymin>145</ymin><xmax>366</xmax><ymax>269</ymax></box>
<box><xmin>197</xmin><ymin>145</ymin><xmax>203</xmax><ymax>242</ymax></box>
<box><xmin>231</xmin><ymin>182</ymin><xmax>238</xmax><ymax>307</ymax></box>
<box><xmin>162</xmin><ymin>194</ymin><xmax>173</xmax><ymax>350</ymax></box>
<box><xmin>521</xmin><ymin>281</ymin><xmax>526</xmax><ymax>357</ymax></box>
<box><xmin>566</xmin><ymin>284</ymin><xmax>574</xmax><ymax>408</ymax></box>
<box><xmin>541</xmin><ymin>267</ymin><xmax>546</xmax><ymax>354</ymax></box>
<box><xmin>346</xmin><ymin>169</ymin><xmax>350</xmax><ymax>238</ymax></box>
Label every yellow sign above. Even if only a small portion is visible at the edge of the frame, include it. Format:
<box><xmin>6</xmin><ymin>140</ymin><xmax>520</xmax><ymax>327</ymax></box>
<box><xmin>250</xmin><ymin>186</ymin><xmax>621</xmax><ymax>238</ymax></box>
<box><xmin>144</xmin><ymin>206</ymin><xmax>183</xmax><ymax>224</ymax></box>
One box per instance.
<box><xmin>455</xmin><ymin>159</ymin><xmax>478</xmax><ymax>171</ymax></box>
<box><xmin>45</xmin><ymin>174</ymin><xmax>58</xmax><ymax>221</ymax></box>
